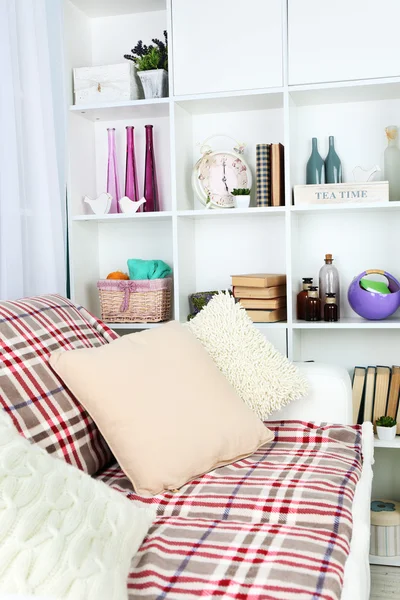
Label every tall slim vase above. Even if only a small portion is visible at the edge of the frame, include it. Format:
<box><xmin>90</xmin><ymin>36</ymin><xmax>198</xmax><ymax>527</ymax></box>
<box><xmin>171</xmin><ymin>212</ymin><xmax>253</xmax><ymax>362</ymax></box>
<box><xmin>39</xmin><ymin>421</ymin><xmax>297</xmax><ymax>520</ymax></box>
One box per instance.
<box><xmin>306</xmin><ymin>138</ymin><xmax>324</xmax><ymax>184</ymax></box>
<box><xmin>125</xmin><ymin>126</ymin><xmax>140</xmax><ymax>210</ymax></box>
<box><xmin>107</xmin><ymin>128</ymin><xmax>120</xmax><ymax>213</ymax></box>
<box><xmin>325</xmin><ymin>135</ymin><xmax>342</xmax><ymax>183</ymax></box>
<box><xmin>143</xmin><ymin>124</ymin><xmax>159</xmax><ymax>212</ymax></box>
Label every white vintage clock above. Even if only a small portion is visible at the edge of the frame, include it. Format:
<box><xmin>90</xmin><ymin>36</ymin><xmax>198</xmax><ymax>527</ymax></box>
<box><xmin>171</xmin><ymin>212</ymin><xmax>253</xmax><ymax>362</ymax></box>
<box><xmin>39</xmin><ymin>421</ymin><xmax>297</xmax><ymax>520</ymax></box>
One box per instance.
<box><xmin>192</xmin><ymin>135</ymin><xmax>252</xmax><ymax>208</ymax></box>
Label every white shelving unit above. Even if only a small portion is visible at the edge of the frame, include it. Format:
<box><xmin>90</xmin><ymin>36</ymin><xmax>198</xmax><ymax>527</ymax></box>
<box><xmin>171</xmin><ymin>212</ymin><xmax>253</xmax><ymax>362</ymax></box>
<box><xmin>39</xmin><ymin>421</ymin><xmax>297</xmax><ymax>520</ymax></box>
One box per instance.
<box><xmin>64</xmin><ymin>0</ymin><xmax>400</xmax><ymax>556</ymax></box>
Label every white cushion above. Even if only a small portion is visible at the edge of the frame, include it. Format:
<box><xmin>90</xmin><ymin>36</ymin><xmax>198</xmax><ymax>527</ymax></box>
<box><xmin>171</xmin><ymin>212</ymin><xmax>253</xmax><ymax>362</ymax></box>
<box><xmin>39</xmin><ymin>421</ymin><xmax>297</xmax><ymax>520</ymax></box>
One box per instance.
<box><xmin>0</xmin><ymin>409</ymin><xmax>156</xmax><ymax>600</ymax></box>
<box><xmin>187</xmin><ymin>292</ymin><xmax>308</xmax><ymax>419</ymax></box>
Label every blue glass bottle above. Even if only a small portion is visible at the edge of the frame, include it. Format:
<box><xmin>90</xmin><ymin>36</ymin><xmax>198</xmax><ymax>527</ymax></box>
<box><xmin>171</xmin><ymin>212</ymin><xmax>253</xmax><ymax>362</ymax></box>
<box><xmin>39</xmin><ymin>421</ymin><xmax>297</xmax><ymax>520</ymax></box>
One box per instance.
<box><xmin>306</xmin><ymin>138</ymin><xmax>324</xmax><ymax>184</ymax></box>
<box><xmin>325</xmin><ymin>136</ymin><xmax>342</xmax><ymax>184</ymax></box>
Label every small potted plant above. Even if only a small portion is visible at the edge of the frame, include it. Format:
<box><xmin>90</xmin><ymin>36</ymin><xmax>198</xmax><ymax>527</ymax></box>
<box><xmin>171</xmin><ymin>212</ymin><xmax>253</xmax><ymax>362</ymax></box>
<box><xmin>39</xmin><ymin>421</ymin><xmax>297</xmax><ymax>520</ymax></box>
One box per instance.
<box><xmin>124</xmin><ymin>31</ymin><xmax>168</xmax><ymax>99</ymax></box>
<box><xmin>231</xmin><ymin>188</ymin><xmax>251</xmax><ymax>209</ymax></box>
<box><xmin>376</xmin><ymin>415</ymin><xmax>397</xmax><ymax>441</ymax></box>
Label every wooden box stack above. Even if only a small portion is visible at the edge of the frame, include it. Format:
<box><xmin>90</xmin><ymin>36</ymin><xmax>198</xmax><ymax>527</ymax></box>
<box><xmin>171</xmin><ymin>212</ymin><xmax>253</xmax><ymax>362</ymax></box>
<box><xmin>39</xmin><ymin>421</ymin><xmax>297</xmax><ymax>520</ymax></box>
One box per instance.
<box><xmin>231</xmin><ymin>273</ymin><xmax>287</xmax><ymax>322</ymax></box>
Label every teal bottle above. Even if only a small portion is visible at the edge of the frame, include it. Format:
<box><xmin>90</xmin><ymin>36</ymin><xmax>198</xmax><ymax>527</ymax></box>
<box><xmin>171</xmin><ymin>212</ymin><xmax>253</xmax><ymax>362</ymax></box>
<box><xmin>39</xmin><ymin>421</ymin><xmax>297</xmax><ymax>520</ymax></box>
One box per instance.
<box><xmin>325</xmin><ymin>136</ymin><xmax>342</xmax><ymax>183</ymax></box>
<box><xmin>306</xmin><ymin>138</ymin><xmax>324</xmax><ymax>184</ymax></box>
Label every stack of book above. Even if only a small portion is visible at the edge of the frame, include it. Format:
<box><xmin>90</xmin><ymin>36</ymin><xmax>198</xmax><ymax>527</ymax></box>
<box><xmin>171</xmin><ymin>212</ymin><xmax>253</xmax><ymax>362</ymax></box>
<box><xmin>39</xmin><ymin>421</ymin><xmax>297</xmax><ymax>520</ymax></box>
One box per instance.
<box><xmin>352</xmin><ymin>365</ymin><xmax>400</xmax><ymax>432</ymax></box>
<box><xmin>232</xmin><ymin>273</ymin><xmax>287</xmax><ymax>323</ymax></box>
<box><xmin>256</xmin><ymin>143</ymin><xmax>285</xmax><ymax>207</ymax></box>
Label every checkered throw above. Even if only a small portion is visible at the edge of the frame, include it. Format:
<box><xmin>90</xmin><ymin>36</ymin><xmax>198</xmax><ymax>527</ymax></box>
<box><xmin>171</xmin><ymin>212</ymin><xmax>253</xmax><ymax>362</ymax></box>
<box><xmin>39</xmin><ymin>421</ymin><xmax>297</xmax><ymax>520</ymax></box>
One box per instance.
<box><xmin>0</xmin><ymin>294</ymin><xmax>118</xmax><ymax>474</ymax></box>
<box><xmin>96</xmin><ymin>421</ymin><xmax>363</xmax><ymax>599</ymax></box>
<box><xmin>256</xmin><ymin>143</ymin><xmax>271</xmax><ymax>207</ymax></box>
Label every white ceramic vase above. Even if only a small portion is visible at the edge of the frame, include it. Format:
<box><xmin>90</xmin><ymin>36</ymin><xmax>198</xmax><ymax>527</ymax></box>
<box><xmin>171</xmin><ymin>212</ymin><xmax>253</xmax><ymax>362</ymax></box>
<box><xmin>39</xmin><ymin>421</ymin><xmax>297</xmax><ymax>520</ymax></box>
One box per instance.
<box><xmin>376</xmin><ymin>425</ymin><xmax>397</xmax><ymax>441</ymax></box>
<box><xmin>234</xmin><ymin>195</ymin><xmax>251</xmax><ymax>209</ymax></box>
<box><xmin>138</xmin><ymin>69</ymin><xmax>168</xmax><ymax>99</ymax></box>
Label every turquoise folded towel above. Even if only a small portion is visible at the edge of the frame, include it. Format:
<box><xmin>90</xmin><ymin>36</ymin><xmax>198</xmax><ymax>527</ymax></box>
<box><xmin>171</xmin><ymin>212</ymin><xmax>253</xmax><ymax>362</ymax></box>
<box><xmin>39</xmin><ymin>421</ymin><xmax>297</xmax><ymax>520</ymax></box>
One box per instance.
<box><xmin>127</xmin><ymin>258</ymin><xmax>172</xmax><ymax>280</ymax></box>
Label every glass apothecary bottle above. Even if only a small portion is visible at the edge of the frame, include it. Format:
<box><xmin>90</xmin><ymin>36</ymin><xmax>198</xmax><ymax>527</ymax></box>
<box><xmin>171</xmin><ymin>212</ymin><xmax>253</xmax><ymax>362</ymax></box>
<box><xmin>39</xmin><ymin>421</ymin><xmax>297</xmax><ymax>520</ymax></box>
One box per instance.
<box><xmin>319</xmin><ymin>254</ymin><xmax>340</xmax><ymax>319</ymax></box>
<box><xmin>297</xmin><ymin>277</ymin><xmax>313</xmax><ymax>320</ymax></box>
<box><xmin>305</xmin><ymin>287</ymin><xmax>321</xmax><ymax>321</ymax></box>
<box><xmin>324</xmin><ymin>293</ymin><xmax>338</xmax><ymax>322</ymax></box>
<box><xmin>384</xmin><ymin>126</ymin><xmax>400</xmax><ymax>201</ymax></box>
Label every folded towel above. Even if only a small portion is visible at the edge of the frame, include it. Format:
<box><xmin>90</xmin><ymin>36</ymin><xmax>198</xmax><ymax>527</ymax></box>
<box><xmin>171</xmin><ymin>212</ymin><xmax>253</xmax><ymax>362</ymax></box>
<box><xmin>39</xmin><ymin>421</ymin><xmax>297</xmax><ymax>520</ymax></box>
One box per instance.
<box><xmin>127</xmin><ymin>258</ymin><xmax>172</xmax><ymax>281</ymax></box>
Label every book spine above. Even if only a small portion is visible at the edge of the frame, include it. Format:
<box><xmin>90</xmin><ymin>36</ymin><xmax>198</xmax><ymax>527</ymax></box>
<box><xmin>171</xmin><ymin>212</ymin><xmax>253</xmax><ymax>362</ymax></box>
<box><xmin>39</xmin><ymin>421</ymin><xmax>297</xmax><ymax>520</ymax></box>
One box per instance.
<box><xmin>256</xmin><ymin>144</ymin><xmax>271</xmax><ymax>207</ymax></box>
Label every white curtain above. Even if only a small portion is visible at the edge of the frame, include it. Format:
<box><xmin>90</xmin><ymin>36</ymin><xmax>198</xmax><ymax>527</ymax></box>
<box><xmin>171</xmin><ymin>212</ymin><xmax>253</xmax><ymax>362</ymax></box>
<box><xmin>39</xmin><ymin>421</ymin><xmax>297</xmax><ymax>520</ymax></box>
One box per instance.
<box><xmin>0</xmin><ymin>0</ymin><xmax>66</xmax><ymax>300</ymax></box>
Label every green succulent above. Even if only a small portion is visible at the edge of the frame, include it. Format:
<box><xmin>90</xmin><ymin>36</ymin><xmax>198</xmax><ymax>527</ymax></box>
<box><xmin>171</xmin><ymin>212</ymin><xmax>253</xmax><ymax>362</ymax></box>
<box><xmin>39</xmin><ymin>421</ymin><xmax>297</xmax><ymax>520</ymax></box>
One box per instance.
<box><xmin>376</xmin><ymin>415</ymin><xmax>397</xmax><ymax>427</ymax></box>
<box><xmin>231</xmin><ymin>188</ymin><xmax>251</xmax><ymax>196</ymax></box>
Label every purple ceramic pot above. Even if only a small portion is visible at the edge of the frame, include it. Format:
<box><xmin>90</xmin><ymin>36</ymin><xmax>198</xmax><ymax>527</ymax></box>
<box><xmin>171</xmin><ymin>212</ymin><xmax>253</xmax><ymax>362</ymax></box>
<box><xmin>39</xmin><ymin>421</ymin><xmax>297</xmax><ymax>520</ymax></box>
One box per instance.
<box><xmin>348</xmin><ymin>270</ymin><xmax>400</xmax><ymax>320</ymax></box>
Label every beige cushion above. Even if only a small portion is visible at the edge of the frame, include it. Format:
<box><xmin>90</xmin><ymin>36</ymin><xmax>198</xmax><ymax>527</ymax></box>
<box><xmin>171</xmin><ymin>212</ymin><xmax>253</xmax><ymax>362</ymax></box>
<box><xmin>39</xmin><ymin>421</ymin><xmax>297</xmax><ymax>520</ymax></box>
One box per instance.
<box><xmin>50</xmin><ymin>321</ymin><xmax>273</xmax><ymax>496</ymax></box>
<box><xmin>187</xmin><ymin>293</ymin><xmax>309</xmax><ymax>419</ymax></box>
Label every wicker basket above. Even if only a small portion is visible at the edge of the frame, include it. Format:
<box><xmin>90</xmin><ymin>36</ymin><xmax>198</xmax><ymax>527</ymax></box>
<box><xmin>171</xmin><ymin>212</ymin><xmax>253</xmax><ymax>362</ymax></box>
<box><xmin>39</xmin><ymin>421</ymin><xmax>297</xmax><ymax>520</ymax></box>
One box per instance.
<box><xmin>97</xmin><ymin>277</ymin><xmax>172</xmax><ymax>323</ymax></box>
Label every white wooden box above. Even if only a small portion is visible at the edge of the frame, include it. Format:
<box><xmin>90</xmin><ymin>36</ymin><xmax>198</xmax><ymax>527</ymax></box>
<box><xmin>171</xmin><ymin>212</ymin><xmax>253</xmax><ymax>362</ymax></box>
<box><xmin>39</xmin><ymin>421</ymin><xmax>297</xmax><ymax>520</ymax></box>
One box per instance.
<box><xmin>294</xmin><ymin>182</ymin><xmax>389</xmax><ymax>206</ymax></box>
<box><xmin>73</xmin><ymin>63</ymin><xmax>140</xmax><ymax>105</ymax></box>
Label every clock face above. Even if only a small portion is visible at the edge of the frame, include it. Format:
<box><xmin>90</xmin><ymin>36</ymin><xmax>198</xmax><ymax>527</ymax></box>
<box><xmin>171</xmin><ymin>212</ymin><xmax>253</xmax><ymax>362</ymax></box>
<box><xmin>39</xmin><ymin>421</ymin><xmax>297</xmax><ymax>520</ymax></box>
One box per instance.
<box><xmin>193</xmin><ymin>151</ymin><xmax>251</xmax><ymax>208</ymax></box>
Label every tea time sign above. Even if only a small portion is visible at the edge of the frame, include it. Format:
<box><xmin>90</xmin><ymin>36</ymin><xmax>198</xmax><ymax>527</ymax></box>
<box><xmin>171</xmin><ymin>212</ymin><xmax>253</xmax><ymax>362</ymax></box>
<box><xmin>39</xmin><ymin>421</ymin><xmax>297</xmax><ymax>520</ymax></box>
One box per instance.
<box><xmin>294</xmin><ymin>181</ymin><xmax>389</xmax><ymax>206</ymax></box>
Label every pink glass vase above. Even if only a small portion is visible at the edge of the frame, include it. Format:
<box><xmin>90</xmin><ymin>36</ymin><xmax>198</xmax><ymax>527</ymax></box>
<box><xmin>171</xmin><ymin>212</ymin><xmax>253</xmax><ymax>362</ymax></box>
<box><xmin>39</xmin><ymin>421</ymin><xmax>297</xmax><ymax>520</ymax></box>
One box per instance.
<box><xmin>107</xmin><ymin>128</ymin><xmax>120</xmax><ymax>213</ymax></box>
<box><xmin>125</xmin><ymin>126</ymin><xmax>140</xmax><ymax>210</ymax></box>
<box><xmin>143</xmin><ymin>124</ymin><xmax>159</xmax><ymax>212</ymax></box>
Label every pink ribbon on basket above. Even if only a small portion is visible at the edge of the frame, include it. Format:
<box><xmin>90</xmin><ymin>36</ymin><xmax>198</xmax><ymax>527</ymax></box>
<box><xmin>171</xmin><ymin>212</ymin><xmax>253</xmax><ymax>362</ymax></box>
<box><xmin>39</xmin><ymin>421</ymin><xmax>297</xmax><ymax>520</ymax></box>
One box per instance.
<box><xmin>118</xmin><ymin>280</ymin><xmax>137</xmax><ymax>312</ymax></box>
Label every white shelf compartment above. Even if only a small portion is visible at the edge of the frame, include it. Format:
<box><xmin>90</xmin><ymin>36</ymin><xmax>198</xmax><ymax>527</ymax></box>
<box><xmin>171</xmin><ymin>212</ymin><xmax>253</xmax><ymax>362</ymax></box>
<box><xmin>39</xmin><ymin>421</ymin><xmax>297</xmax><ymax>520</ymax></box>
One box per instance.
<box><xmin>374</xmin><ymin>435</ymin><xmax>400</xmax><ymax>449</ymax></box>
<box><xmin>69</xmin><ymin>98</ymin><xmax>170</xmax><ymax>121</ymax></box>
<box><xmin>289</xmin><ymin>76</ymin><xmax>400</xmax><ymax>107</ymax></box>
<box><xmin>68</xmin><ymin>0</ymin><xmax>166</xmax><ymax>18</ymax></box>
<box><xmin>177</xmin><ymin>207</ymin><xmax>286</xmax><ymax>219</ymax></box>
<box><xmin>370</xmin><ymin>554</ymin><xmax>400</xmax><ymax>567</ymax></box>
<box><xmin>293</xmin><ymin>318</ymin><xmax>400</xmax><ymax>330</ymax></box>
<box><xmin>72</xmin><ymin>211</ymin><xmax>173</xmax><ymax>222</ymax></box>
<box><xmin>174</xmin><ymin>88</ymin><xmax>284</xmax><ymax>115</ymax></box>
<box><xmin>291</xmin><ymin>201</ymin><xmax>400</xmax><ymax>214</ymax></box>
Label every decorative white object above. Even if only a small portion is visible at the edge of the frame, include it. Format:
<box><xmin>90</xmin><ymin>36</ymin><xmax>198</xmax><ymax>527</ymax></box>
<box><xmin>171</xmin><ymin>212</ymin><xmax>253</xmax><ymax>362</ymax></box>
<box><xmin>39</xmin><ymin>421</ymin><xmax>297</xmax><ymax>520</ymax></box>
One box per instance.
<box><xmin>0</xmin><ymin>408</ymin><xmax>156</xmax><ymax>600</ymax></box>
<box><xmin>352</xmin><ymin>165</ymin><xmax>381</xmax><ymax>183</ymax></box>
<box><xmin>138</xmin><ymin>69</ymin><xmax>168</xmax><ymax>99</ymax></box>
<box><xmin>187</xmin><ymin>292</ymin><xmax>308</xmax><ymax>420</ymax></box>
<box><xmin>192</xmin><ymin>135</ymin><xmax>252</xmax><ymax>209</ymax></box>
<box><xmin>119</xmin><ymin>196</ymin><xmax>147</xmax><ymax>214</ymax></box>
<box><xmin>234</xmin><ymin>195</ymin><xmax>251</xmax><ymax>209</ymax></box>
<box><xmin>376</xmin><ymin>425</ymin><xmax>397</xmax><ymax>441</ymax></box>
<box><xmin>84</xmin><ymin>193</ymin><xmax>112</xmax><ymax>215</ymax></box>
<box><xmin>73</xmin><ymin>63</ymin><xmax>140</xmax><ymax>106</ymax></box>
<box><xmin>294</xmin><ymin>182</ymin><xmax>389</xmax><ymax>206</ymax></box>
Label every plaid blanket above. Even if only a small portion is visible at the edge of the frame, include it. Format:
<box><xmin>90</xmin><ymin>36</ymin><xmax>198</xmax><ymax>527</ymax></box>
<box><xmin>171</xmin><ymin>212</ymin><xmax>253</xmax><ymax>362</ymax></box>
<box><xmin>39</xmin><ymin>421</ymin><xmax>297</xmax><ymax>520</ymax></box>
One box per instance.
<box><xmin>96</xmin><ymin>421</ymin><xmax>363</xmax><ymax>600</ymax></box>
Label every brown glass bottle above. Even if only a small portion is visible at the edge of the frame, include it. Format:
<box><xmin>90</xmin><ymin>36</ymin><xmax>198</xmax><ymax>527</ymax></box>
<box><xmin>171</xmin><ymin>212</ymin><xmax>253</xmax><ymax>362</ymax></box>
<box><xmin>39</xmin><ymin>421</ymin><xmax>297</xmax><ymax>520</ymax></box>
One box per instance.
<box><xmin>324</xmin><ymin>292</ymin><xmax>338</xmax><ymax>322</ymax></box>
<box><xmin>305</xmin><ymin>286</ymin><xmax>321</xmax><ymax>321</ymax></box>
<box><xmin>297</xmin><ymin>277</ymin><xmax>313</xmax><ymax>320</ymax></box>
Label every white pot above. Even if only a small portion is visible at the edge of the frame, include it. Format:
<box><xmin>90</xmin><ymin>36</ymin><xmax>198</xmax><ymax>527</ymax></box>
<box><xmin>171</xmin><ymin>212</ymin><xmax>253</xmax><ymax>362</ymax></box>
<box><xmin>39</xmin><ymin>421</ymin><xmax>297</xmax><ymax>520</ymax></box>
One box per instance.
<box><xmin>234</xmin><ymin>195</ymin><xmax>251</xmax><ymax>209</ymax></box>
<box><xmin>138</xmin><ymin>69</ymin><xmax>168</xmax><ymax>99</ymax></box>
<box><xmin>376</xmin><ymin>425</ymin><xmax>397</xmax><ymax>441</ymax></box>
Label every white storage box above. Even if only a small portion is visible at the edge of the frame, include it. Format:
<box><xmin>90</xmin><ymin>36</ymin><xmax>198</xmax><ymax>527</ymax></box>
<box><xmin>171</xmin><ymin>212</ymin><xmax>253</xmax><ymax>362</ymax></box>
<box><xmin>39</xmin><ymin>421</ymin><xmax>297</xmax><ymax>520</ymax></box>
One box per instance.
<box><xmin>73</xmin><ymin>63</ymin><xmax>140</xmax><ymax>105</ymax></box>
<box><xmin>370</xmin><ymin>499</ymin><xmax>400</xmax><ymax>557</ymax></box>
<box><xmin>294</xmin><ymin>181</ymin><xmax>389</xmax><ymax>206</ymax></box>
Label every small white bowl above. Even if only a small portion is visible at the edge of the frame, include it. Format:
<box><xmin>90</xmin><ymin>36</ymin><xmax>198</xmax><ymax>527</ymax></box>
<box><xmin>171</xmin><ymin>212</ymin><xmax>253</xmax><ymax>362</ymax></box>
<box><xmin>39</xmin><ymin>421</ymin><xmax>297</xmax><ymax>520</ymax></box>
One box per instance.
<box><xmin>234</xmin><ymin>195</ymin><xmax>251</xmax><ymax>209</ymax></box>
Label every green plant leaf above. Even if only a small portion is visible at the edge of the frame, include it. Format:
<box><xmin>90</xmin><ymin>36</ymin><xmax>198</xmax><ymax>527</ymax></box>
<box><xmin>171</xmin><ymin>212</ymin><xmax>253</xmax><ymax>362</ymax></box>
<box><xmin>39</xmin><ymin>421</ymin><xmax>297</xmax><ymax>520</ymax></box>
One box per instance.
<box><xmin>376</xmin><ymin>415</ymin><xmax>397</xmax><ymax>427</ymax></box>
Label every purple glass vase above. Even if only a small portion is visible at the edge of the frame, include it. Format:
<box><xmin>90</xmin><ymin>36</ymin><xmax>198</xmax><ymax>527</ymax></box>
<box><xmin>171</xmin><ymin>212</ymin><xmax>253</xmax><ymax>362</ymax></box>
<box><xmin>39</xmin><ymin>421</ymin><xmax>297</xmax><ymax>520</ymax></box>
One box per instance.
<box><xmin>143</xmin><ymin>124</ymin><xmax>159</xmax><ymax>212</ymax></box>
<box><xmin>125</xmin><ymin>126</ymin><xmax>140</xmax><ymax>210</ymax></box>
<box><xmin>106</xmin><ymin>128</ymin><xmax>120</xmax><ymax>213</ymax></box>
